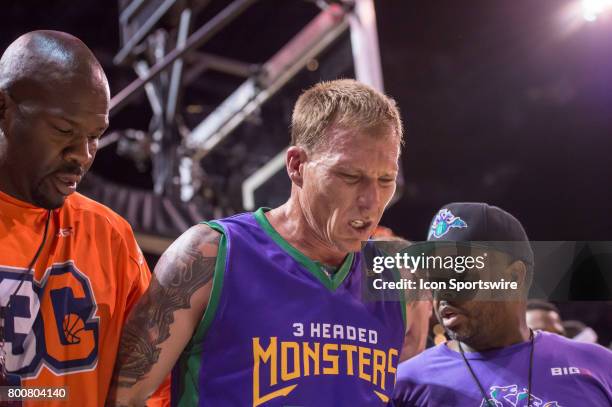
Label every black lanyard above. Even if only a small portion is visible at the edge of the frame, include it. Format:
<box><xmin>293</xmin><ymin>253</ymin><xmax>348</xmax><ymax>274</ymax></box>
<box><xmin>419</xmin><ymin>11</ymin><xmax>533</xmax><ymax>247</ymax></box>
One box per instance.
<box><xmin>458</xmin><ymin>329</ymin><xmax>535</xmax><ymax>407</ymax></box>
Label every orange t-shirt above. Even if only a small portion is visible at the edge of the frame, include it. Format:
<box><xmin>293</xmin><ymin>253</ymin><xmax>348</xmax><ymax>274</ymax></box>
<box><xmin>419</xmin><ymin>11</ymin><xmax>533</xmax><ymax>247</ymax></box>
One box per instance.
<box><xmin>0</xmin><ymin>190</ymin><xmax>165</xmax><ymax>406</ymax></box>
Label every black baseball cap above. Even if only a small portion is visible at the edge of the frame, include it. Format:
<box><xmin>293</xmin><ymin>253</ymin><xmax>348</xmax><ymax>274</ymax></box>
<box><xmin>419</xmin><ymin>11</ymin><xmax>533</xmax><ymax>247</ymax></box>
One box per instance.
<box><xmin>425</xmin><ymin>202</ymin><xmax>534</xmax><ymax>269</ymax></box>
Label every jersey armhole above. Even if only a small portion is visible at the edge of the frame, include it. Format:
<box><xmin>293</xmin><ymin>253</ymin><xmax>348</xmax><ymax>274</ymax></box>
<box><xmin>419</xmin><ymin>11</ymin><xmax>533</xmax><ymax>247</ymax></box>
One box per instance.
<box><xmin>390</xmin><ymin>263</ymin><xmax>407</xmax><ymax>331</ymax></box>
<box><xmin>186</xmin><ymin>221</ymin><xmax>227</xmax><ymax>350</ymax></box>
<box><xmin>370</xmin><ymin>241</ymin><xmax>407</xmax><ymax>331</ymax></box>
<box><xmin>173</xmin><ymin>222</ymin><xmax>227</xmax><ymax>406</ymax></box>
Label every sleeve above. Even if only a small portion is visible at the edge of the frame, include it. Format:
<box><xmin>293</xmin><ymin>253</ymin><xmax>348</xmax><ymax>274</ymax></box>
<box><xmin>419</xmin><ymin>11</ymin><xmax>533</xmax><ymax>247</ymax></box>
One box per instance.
<box><xmin>392</xmin><ymin>362</ymin><xmax>418</xmax><ymax>407</ymax></box>
<box><xmin>120</xmin><ymin>225</ymin><xmax>152</xmax><ymax>319</ymax></box>
<box><xmin>580</xmin><ymin>342</ymin><xmax>612</xmax><ymax>400</ymax></box>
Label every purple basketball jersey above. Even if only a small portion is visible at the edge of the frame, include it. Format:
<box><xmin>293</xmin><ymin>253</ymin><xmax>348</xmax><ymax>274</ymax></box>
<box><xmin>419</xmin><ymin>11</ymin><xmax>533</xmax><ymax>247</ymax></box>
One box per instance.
<box><xmin>171</xmin><ymin>208</ymin><xmax>406</xmax><ymax>406</ymax></box>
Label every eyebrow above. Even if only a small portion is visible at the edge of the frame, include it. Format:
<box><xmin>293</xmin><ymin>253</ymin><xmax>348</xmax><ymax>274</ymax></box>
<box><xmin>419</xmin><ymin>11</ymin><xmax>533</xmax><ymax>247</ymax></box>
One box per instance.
<box><xmin>49</xmin><ymin>114</ymin><xmax>108</xmax><ymax>132</ymax></box>
<box><xmin>334</xmin><ymin>165</ymin><xmax>359</xmax><ymax>173</ymax></box>
<box><xmin>334</xmin><ymin>165</ymin><xmax>398</xmax><ymax>177</ymax></box>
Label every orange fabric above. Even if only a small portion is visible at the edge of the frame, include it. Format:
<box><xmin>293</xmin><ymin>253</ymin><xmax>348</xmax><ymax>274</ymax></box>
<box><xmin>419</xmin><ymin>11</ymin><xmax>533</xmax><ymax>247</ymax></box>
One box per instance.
<box><xmin>149</xmin><ymin>375</ymin><xmax>172</xmax><ymax>407</ymax></box>
<box><xmin>0</xmin><ymin>190</ymin><xmax>168</xmax><ymax>406</ymax></box>
<box><xmin>372</xmin><ymin>225</ymin><xmax>396</xmax><ymax>239</ymax></box>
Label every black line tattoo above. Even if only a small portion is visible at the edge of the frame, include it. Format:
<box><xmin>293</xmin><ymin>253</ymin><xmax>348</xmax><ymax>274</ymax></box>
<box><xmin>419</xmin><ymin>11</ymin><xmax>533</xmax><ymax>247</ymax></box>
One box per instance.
<box><xmin>110</xmin><ymin>226</ymin><xmax>219</xmax><ymax>393</ymax></box>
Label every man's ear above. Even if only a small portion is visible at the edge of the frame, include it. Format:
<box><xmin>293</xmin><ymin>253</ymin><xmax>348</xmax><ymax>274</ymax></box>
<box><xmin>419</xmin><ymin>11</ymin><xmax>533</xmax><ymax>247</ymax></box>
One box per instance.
<box><xmin>286</xmin><ymin>146</ymin><xmax>308</xmax><ymax>187</ymax></box>
<box><xmin>507</xmin><ymin>260</ymin><xmax>525</xmax><ymax>282</ymax></box>
<box><xmin>0</xmin><ymin>89</ymin><xmax>14</xmax><ymax>135</ymax></box>
<box><xmin>507</xmin><ymin>259</ymin><xmax>530</xmax><ymax>297</ymax></box>
<box><xmin>0</xmin><ymin>90</ymin><xmax>9</xmax><ymax>141</ymax></box>
<box><xmin>0</xmin><ymin>89</ymin><xmax>7</xmax><ymax>123</ymax></box>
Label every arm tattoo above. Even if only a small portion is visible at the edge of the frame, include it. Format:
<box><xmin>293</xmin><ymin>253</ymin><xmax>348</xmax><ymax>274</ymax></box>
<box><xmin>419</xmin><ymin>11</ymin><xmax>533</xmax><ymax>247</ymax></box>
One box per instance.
<box><xmin>112</xmin><ymin>226</ymin><xmax>220</xmax><ymax>389</ymax></box>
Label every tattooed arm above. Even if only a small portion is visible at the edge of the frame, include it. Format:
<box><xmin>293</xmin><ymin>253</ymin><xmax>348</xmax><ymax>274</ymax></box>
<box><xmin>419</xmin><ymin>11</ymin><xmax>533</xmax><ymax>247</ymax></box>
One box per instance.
<box><xmin>106</xmin><ymin>223</ymin><xmax>221</xmax><ymax>406</ymax></box>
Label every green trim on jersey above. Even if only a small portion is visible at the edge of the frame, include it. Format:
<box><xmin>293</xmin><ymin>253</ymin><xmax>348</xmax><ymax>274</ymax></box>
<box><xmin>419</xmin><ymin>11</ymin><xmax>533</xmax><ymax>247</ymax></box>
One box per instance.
<box><xmin>390</xmin><ymin>265</ymin><xmax>407</xmax><ymax>330</ymax></box>
<box><xmin>378</xmin><ymin>245</ymin><xmax>408</xmax><ymax>331</ymax></box>
<box><xmin>176</xmin><ymin>220</ymin><xmax>227</xmax><ymax>407</ymax></box>
<box><xmin>253</xmin><ymin>207</ymin><xmax>354</xmax><ymax>291</ymax></box>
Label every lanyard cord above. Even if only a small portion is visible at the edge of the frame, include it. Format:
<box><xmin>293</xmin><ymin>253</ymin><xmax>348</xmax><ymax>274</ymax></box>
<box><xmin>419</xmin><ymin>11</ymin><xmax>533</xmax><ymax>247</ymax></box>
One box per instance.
<box><xmin>10</xmin><ymin>210</ymin><xmax>52</xmax><ymax>299</ymax></box>
<box><xmin>458</xmin><ymin>329</ymin><xmax>535</xmax><ymax>407</ymax></box>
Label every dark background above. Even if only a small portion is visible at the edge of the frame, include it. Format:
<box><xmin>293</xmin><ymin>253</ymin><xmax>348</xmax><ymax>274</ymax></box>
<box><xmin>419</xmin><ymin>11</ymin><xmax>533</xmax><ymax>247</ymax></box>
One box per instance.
<box><xmin>2</xmin><ymin>0</ymin><xmax>611</xmax><ymax>344</ymax></box>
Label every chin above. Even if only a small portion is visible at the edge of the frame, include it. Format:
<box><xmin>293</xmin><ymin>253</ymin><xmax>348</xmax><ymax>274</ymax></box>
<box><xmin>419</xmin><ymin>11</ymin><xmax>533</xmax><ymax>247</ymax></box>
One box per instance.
<box><xmin>445</xmin><ymin>326</ymin><xmax>470</xmax><ymax>342</ymax></box>
<box><xmin>339</xmin><ymin>239</ymin><xmax>363</xmax><ymax>253</ymax></box>
<box><xmin>32</xmin><ymin>179</ymin><xmax>70</xmax><ymax>209</ymax></box>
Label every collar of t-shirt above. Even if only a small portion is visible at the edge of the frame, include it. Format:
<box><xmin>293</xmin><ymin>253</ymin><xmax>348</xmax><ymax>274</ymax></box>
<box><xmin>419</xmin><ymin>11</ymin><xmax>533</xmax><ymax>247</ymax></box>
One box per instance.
<box><xmin>0</xmin><ymin>189</ymin><xmax>48</xmax><ymax>218</ymax></box>
<box><xmin>316</xmin><ymin>262</ymin><xmax>338</xmax><ymax>277</ymax></box>
<box><xmin>441</xmin><ymin>330</ymin><xmax>542</xmax><ymax>360</ymax></box>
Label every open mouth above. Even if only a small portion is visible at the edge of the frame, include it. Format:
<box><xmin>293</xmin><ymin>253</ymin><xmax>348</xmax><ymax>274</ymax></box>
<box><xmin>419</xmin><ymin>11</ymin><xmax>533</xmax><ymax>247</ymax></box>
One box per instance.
<box><xmin>349</xmin><ymin>219</ymin><xmax>372</xmax><ymax>232</ymax></box>
<box><xmin>439</xmin><ymin>305</ymin><xmax>466</xmax><ymax>328</ymax></box>
<box><xmin>52</xmin><ymin>173</ymin><xmax>81</xmax><ymax>196</ymax></box>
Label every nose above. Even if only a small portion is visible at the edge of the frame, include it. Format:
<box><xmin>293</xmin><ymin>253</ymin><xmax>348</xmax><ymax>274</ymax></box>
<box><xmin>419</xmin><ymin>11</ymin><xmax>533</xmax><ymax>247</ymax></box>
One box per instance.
<box><xmin>64</xmin><ymin>136</ymin><xmax>95</xmax><ymax>167</ymax></box>
<box><xmin>356</xmin><ymin>179</ymin><xmax>381</xmax><ymax>211</ymax></box>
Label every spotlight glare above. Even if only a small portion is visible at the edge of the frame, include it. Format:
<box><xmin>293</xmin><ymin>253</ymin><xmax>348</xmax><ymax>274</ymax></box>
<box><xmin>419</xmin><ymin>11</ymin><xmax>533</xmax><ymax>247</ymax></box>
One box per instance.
<box><xmin>582</xmin><ymin>0</ymin><xmax>612</xmax><ymax>22</ymax></box>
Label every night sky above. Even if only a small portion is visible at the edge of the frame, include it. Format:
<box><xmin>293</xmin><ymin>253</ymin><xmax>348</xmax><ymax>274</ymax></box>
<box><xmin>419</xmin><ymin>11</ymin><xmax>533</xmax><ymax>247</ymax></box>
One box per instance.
<box><xmin>377</xmin><ymin>0</ymin><xmax>612</xmax><ymax>241</ymax></box>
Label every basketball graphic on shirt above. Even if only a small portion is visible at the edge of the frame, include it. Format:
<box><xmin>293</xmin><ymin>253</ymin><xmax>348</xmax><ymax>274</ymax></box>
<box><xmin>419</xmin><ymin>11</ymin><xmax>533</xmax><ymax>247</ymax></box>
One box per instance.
<box><xmin>62</xmin><ymin>313</ymin><xmax>85</xmax><ymax>344</ymax></box>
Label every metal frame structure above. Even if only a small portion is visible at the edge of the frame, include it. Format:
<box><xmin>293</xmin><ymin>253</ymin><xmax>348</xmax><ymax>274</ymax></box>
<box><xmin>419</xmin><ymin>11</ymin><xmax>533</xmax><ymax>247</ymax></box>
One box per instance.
<box><xmin>110</xmin><ymin>0</ymin><xmax>258</xmax><ymax>115</ymax></box>
<box><xmin>185</xmin><ymin>2</ymin><xmax>352</xmax><ymax>160</ymax></box>
<box><xmin>99</xmin><ymin>0</ymin><xmax>387</xmax><ymax>251</ymax></box>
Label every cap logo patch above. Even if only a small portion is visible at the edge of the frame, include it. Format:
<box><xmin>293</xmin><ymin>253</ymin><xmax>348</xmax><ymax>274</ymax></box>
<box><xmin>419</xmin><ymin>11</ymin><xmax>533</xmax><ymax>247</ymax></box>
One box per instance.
<box><xmin>428</xmin><ymin>208</ymin><xmax>468</xmax><ymax>239</ymax></box>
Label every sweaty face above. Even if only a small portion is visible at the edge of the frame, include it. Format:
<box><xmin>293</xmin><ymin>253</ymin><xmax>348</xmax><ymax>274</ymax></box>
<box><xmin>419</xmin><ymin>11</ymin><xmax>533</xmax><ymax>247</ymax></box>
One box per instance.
<box><xmin>298</xmin><ymin>125</ymin><xmax>400</xmax><ymax>253</ymax></box>
<box><xmin>1</xmin><ymin>74</ymin><xmax>109</xmax><ymax>209</ymax></box>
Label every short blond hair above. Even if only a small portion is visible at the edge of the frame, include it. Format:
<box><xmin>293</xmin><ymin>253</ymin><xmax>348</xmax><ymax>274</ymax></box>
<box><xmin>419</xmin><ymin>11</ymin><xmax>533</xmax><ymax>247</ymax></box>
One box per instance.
<box><xmin>290</xmin><ymin>79</ymin><xmax>403</xmax><ymax>151</ymax></box>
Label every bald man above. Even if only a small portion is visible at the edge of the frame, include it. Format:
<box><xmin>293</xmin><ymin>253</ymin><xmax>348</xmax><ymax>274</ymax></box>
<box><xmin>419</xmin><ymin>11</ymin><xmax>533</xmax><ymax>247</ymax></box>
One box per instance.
<box><xmin>526</xmin><ymin>300</ymin><xmax>565</xmax><ymax>336</ymax></box>
<box><xmin>0</xmin><ymin>31</ymin><xmax>165</xmax><ymax>406</ymax></box>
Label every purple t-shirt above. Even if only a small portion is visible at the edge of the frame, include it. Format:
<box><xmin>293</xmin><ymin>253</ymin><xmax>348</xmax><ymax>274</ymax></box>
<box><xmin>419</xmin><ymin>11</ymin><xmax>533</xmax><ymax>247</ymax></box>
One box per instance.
<box><xmin>393</xmin><ymin>331</ymin><xmax>612</xmax><ymax>406</ymax></box>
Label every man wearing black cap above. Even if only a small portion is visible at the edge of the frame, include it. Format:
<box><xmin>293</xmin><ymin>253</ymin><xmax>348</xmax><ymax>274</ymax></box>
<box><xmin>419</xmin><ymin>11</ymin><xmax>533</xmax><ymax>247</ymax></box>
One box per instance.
<box><xmin>392</xmin><ymin>203</ymin><xmax>612</xmax><ymax>406</ymax></box>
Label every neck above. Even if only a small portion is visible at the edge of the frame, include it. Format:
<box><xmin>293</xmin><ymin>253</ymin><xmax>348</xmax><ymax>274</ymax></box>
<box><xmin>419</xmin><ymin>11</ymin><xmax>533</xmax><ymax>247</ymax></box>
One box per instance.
<box><xmin>266</xmin><ymin>199</ymin><xmax>347</xmax><ymax>266</ymax></box>
<box><xmin>0</xmin><ymin>161</ymin><xmax>37</xmax><ymax>206</ymax></box>
<box><xmin>450</xmin><ymin>321</ymin><xmax>531</xmax><ymax>353</ymax></box>
<box><xmin>0</xmin><ymin>165</ymin><xmax>23</xmax><ymax>202</ymax></box>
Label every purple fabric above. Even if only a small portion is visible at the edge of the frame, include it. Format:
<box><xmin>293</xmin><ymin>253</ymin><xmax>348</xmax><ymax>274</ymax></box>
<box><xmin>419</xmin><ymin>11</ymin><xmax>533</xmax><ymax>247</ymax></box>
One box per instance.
<box><xmin>193</xmin><ymin>211</ymin><xmax>405</xmax><ymax>406</ymax></box>
<box><xmin>393</xmin><ymin>331</ymin><xmax>612</xmax><ymax>406</ymax></box>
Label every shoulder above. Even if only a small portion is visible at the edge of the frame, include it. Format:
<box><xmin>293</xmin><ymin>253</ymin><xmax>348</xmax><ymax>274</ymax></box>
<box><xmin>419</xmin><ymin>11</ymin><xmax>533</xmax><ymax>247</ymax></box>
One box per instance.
<box><xmin>394</xmin><ymin>345</ymin><xmax>447</xmax><ymax>402</ymax></box>
<box><xmin>537</xmin><ymin>331</ymin><xmax>612</xmax><ymax>390</ymax></box>
<box><xmin>165</xmin><ymin>222</ymin><xmax>221</xmax><ymax>258</ymax></box>
<box><xmin>149</xmin><ymin>223</ymin><xmax>221</xmax><ymax>311</ymax></box>
<box><xmin>65</xmin><ymin>193</ymin><xmax>147</xmax><ymax>270</ymax></box>
<box><xmin>397</xmin><ymin>344</ymin><xmax>446</xmax><ymax>379</ymax></box>
<box><xmin>539</xmin><ymin>331</ymin><xmax>612</xmax><ymax>362</ymax></box>
<box><xmin>65</xmin><ymin>192</ymin><xmax>134</xmax><ymax>237</ymax></box>
<box><xmin>153</xmin><ymin>223</ymin><xmax>221</xmax><ymax>282</ymax></box>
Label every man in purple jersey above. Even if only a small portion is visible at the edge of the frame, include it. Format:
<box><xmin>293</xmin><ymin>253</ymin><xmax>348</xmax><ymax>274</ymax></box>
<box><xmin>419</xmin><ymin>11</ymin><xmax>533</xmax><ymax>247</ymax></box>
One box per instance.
<box><xmin>108</xmin><ymin>79</ymin><xmax>429</xmax><ymax>406</ymax></box>
<box><xmin>393</xmin><ymin>202</ymin><xmax>612</xmax><ymax>407</ymax></box>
